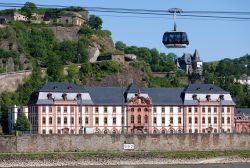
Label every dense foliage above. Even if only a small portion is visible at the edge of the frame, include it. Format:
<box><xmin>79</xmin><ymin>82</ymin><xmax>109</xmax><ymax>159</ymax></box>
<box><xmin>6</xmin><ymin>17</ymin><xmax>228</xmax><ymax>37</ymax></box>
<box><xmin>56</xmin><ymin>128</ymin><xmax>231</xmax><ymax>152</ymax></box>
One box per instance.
<box><xmin>80</xmin><ymin>61</ymin><xmax>122</xmax><ymax>81</ymax></box>
<box><xmin>203</xmin><ymin>54</ymin><xmax>250</xmax><ymax>107</ymax></box>
<box><xmin>115</xmin><ymin>41</ymin><xmax>177</xmax><ymax>73</ymax></box>
<box><xmin>14</xmin><ymin>112</ymin><xmax>31</xmax><ymax>132</ymax></box>
<box><xmin>88</xmin><ymin>15</ymin><xmax>103</xmax><ymax>30</ymax></box>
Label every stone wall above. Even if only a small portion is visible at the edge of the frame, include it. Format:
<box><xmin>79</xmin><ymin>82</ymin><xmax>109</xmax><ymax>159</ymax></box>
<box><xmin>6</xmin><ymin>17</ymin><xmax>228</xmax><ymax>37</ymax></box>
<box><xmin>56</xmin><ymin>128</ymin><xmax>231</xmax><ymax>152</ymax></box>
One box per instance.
<box><xmin>0</xmin><ymin>70</ymin><xmax>32</xmax><ymax>93</ymax></box>
<box><xmin>0</xmin><ymin>134</ymin><xmax>249</xmax><ymax>153</ymax></box>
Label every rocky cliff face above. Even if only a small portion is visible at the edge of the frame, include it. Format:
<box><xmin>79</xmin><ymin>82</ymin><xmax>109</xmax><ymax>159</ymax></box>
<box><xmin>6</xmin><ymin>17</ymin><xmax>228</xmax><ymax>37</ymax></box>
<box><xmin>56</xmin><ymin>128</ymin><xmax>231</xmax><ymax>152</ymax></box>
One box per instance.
<box><xmin>82</xmin><ymin>64</ymin><xmax>148</xmax><ymax>87</ymax></box>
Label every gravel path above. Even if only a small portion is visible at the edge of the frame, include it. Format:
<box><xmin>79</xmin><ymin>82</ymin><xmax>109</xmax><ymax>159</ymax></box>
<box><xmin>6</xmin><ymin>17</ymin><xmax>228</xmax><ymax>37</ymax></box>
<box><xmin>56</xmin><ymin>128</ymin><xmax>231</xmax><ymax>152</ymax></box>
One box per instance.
<box><xmin>0</xmin><ymin>157</ymin><xmax>250</xmax><ymax>167</ymax></box>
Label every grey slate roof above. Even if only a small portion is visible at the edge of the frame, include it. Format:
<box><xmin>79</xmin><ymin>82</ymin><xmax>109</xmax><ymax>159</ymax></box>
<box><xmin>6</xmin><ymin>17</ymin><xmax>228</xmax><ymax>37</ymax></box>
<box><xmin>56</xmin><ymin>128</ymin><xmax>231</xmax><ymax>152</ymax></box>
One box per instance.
<box><xmin>145</xmin><ymin>88</ymin><xmax>184</xmax><ymax>105</ymax></box>
<box><xmin>184</xmin><ymin>84</ymin><xmax>228</xmax><ymax>94</ymax></box>
<box><xmin>86</xmin><ymin>87</ymin><xmax>124</xmax><ymax>105</ymax></box>
<box><xmin>86</xmin><ymin>86</ymin><xmax>184</xmax><ymax>105</ymax></box>
<box><xmin>40</xmin><ymin>82</ymin><xmax>86</xmax><ymax>93</ymax></box>
<box><xmin>192</xmin><ymin>49</ymin><xmax>201</xmax><ymax>62</ymax></box>
<box><xmin>235</xmin><ymin>108</ymin><xmax>250</xmax><ymax>116</ymax></box>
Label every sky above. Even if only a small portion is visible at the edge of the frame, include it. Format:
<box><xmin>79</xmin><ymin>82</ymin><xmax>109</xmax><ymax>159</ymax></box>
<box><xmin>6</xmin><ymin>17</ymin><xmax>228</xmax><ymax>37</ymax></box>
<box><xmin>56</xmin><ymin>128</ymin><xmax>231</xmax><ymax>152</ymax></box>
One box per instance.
<box><xmin>0</xmin><ymin>0</ymin><xmax>250</xmax><ymax>62</ymax></box>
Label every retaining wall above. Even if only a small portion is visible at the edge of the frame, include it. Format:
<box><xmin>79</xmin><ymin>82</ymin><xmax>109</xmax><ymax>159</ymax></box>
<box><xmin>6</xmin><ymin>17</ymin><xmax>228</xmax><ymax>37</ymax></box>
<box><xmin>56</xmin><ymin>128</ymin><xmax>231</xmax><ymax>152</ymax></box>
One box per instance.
<box><xmin>0</xmin><ymin>134</ymin><xmax>249</xmax><ymax>153</ymax></box>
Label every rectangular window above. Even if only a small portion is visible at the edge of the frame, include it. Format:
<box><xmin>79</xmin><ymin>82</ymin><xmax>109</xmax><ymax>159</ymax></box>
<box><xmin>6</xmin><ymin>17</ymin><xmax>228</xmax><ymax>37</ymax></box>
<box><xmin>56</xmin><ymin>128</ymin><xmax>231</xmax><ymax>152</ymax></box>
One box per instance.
<box><xmin>113</xmin><ymin>117</ymin><xmax>116</xmax><ymax>124</ymax></box>
<box><xmin>170</xmin><ymin>117</ymin><xmax>173</xmax><ymax>124</ymax></box>
<box><xmin>162</xmin><ymin>117</ymin><xmax>165</xmax><ymax>124</ymax></box>
<box><xmin>178</xmin><ymin>107</ymin><xmax>182</xmax><ymax>113</ymax></box>
<box><xmin>221</xmin><ymin>107</ymin><xmax>224</xmax><ymax>113</ymax></box>
<box><xmin>208</xmin><ymin>117</ymin><xmax>211</xmax><ymax>124</ymax></box>
<box><xmin>104</xmin><ymin>117</ymin><xmax>108</xmax><ymax>124</ymax></box>
<box><xmin>131</xmin><ymin>115</ymin><xmax>134</xmax><ymax>124</ymax></box>
<box><xmin>121</xmin><ymin>116</ymin><xmax>124</xmax><ymax>124</ymax></box>
<box><xmin>85</xmin><ymin>107</ymin><xmax>88</xmax><ymax>113</ymax></box>
<box><xmin>64</xmin><ymin>117</ymin><xmax>67</xmax><ymax>124</ymax></box>
<box><xmin>113</xmin><ymin>106</ymin><xmax>116</xmax><ymax>113</ymax></box>
<box><xmin>70</xmin><ymin>106</ymin><xmax>74</xmax><ymax>113</ymax></box>
<box><xmin>104</xmin><ymin>107</ymin><xmax>108</xmax><ymax>113</ymax></box>
<box><xmin>195</xmin><ymin>117</ymin><xmax>198</xmax><ymax>124</ymax></box>
<box><xmin>227</xmin><ymin>107</ymin><xmax>230</xmax><ymax>113</ymax></box>
<box><xmin>214</xmin><ymin>107</ymin><xmax>217</xmax><ymax>113</ymax></box>
<box><xmin>214</xmin><ymin>117</ymin><xmax>217</xmax><ymax>124</ymax></box>
<box><xmin>79</xmin><ymin>117</ymin><xmax>82</xmax><ymax>124</ymax></box>
<box><xmin>195</xmin><ymin>108</ymin><xmax>198</xmax><ymax>113</ymax></box>
<box><xmin>202</xmin><ymin>117</ymin><xmax>205</xmax><ymax>124</ymax></box>
<box><xmin>188</xmin><ymin>108</ymin><xmax>192</xmax><ymax>113</ymax></box>
<box><xmin>49</xmin><ymin>106</ymin><xmax>52</xmax><ymax>113</ymax></box>
<box><xmin>95</xmin><ymin>107</ymin><xmax>99</xmax><ymax>113</ymax></box>
<box><xmin>85</xmin><ymin>117</ymin><xmax>88</xmax><ymax>124</ymax></box>
<box><xmin>49</xmin><ymin>117</ymin><xmax>53</xmax><ymax>124</ymax></box>
<box><xmin>222</xmin><ymin>117</ymin><xmax>224</xmax><ymax>124</ymax></box>
<box><xmin>71</xmin><ymin>117</ymin><xmax>74</xmax><ymax>124</ymax></box>
<box><xmin>42</xmin><ymin>106</ymin><xmax>46</xmax><ymax>113</ymax></box>
<box><xmin>153</xmin><ymin>117</ymin><xmax>157</xmax><ymax>124</ymax></box>
<box><xmin>162</xmin><ymin>107</ymin><xmax>165</xmax><ymax>113</ymax></box>
<box><xmin>57</xmin><ymin>117</ymin><xmax>61</xmax><ymax>124</ymax></box>
<box><xmin>189</xmin><ymin>117</ymin><xmax>192</xmax><ymax>124</ymax></box>
<box><xmin>153</xmin><ymin>107</ymin><xmax>156</xmax><ymax>113</ymax></box>
<box><xmin>227</xmin><ymin>117</ymin><xmax>230</xmax><ymax>124</ymax></box>
<box><xmin>208</xmin><ymin>107</ymin><xmax>211</xmax><ymax>113</ymax></box>
<box><xmin>42</xmin><ymin>117</ymin><xmax>46</xmax><ymax>124</ymax></box>
<box><xmin>170</xmin><ymin>107</ymin><xmax>173</xmax><ymax>113</ymax></box>
<box><xmin>64</xmin><ymin>107</ymin><xmax>67</xmax><ymax>113</ymax></box>
<box><xmin>202</xmin><ymin>107</ymin><xmax>205</xmax><ymax>113</ymax></box>
<box><xmin>57</xmin><ymin>106</ymin><xmax>61</xmax><ymax>113</ymax></box>
<box><xmin>95</xmin><ymin>117</ymin><xmax>99</xmax><ymax>124</ymax></box>
<box><xmin>178</xmin><ymin>117</ymin><xmax>181</xmax><ymax>124</ymax></box>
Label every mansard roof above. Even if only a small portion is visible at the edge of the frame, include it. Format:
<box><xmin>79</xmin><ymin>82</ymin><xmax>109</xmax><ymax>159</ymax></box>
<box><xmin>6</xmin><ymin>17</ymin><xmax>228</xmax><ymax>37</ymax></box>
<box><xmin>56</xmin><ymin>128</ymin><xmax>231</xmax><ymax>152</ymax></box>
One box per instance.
<box><xmin>30</xmin><ymin>82</ymin><xmax>234</xmax><ymax>106</ymax></box>
<box><xmin>145</xmin><ymin>88</ymin><xmax>184</xmax><ymax>105</ymax></box>
<box><xmin>40</xmin><ymin>82</ymin><xmax>86</xmax><ymax>93</ymax></box>
<box><xmin>184</xmin><ymin>84</ymin><xmax>228</xmax><ymax>94</ymax></box>
<box><xmin>86</xmin><ymin>87</ymin><xmax>124</xmax><ymax>105</ymax></box>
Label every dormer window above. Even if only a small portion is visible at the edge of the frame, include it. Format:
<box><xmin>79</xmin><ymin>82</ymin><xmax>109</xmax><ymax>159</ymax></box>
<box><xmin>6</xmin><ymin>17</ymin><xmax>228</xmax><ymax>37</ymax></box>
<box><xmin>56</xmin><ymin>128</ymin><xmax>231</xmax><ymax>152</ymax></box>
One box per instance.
<box><xmin>76</xmin><ymin>93</ymin><xmax>82</xmax><ymax>100</ymax></box>
<box><xmin>219</xmin><ymin>95</ymin><xmax>224</xmax><ymax>100</ymax></box>
<box><xmin>196</xmin><ymin>87</ymin><xmax>201</xmax><ymax>91</ymax></box>
<box><xmin>67</xmin><ymin>86</ymin><xmax>72</xmax><ymax>90</ymax></box>
<box><xmin>47</xmin><ymin>93</ymin><xmax>52</xmax><ymax>99</ymax></box>
<box><xmin>53</xmin><ymin>86</ymin><xmax>58</xmax><ymax>90</ymax></box>
<box><xmin>62</xmin><ymin>93</ymin><xmax>67</xmax><ymax>101</ymax></box>
<box><xmin>206</xmin><ymin>95</ymin><xmax>211</xmax><ymax>101</ymax></box>
<box><xmin>209</xmin><ymin>87</ymin><xmax>213</xmax><ymax>91</ymax></box>
<box><xmin>192</xmin><ymin>94</ymin><xmax>197</xmax><ymax>100</ymax></box>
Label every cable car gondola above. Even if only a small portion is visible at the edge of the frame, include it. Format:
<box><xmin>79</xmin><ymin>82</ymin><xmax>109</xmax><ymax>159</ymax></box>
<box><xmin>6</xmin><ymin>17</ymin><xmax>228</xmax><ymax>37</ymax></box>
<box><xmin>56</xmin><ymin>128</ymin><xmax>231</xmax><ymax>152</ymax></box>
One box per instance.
<box><xmin>162</xmin><ymin>8</ymin><xmax>189</xmax><ymax>48</ymax></box>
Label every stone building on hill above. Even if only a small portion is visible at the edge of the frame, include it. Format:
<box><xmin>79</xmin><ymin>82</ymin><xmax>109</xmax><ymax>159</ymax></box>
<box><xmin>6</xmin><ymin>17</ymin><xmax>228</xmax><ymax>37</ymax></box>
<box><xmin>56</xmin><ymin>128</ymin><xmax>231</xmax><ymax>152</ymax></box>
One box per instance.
<box><xmin>43</xmin><ymin>11</ymin><xmax>85</xmax><ymax>26</ymax></box>
<box><xmin>0</xmin><ymin>11</ymin><xmax>28</xmax><ymax>24</ymax></box>
<box><xmin>24</xmin><ymin>82</ymin><xmax>236</xmax><ymax>134</ymax></box>
<box><xmin>176</xmin><ymin>49</ymin><xmax>203</xmax><ymax>75</ymax></box>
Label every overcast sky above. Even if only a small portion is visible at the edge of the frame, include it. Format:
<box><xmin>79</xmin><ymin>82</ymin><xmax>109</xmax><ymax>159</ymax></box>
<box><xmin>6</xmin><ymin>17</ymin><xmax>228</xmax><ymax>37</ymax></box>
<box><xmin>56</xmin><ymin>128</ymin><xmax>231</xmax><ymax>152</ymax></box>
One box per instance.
<box><xmin>1</xmin><ymin>0</ymin><xmax>250</xmax><ymax>62</ymax></box>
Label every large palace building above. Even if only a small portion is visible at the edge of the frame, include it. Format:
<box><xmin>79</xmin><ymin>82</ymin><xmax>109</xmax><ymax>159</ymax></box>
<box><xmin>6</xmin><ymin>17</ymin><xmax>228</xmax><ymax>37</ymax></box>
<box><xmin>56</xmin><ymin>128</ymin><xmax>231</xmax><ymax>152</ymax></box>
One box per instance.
<box><xmin>27</xmin><ymin>82</ymin><xmax>236</xmax><ymax>134</ymax></box>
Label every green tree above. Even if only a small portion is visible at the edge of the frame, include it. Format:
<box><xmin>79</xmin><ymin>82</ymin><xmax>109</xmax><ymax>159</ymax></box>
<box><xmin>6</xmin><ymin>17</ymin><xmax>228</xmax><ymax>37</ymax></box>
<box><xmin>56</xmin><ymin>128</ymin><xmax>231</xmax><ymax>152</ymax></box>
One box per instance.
<box><xmin>0</xmin><ymin>92</ymin><xmax>18</xmax><ymax>133</ymax></box>
<box><xmin>14</xmin><ymin>112</ymin><xmax>31</xmax><ymax>132</ymax></box>
<box><xmin>88</xmin><ymin>15</ymin><xmax>103</xmax><ymax>30</ymax></box>
<box><xmin>21</xmin><ymin>2</ymin><xmax>37</xmax><ymax>22</ymax></box>
<box><xmin>67</xmin><ymin>64</ymin><xmax>79</xmax><ymax>83</ymax></box>
<box><xmin>78</xmin><ymin>25</ymin><xmax>93</xmax><ymax>36</ymax></box>
<box><xmin>115</xmin><ymin>41</ymin><xmax>126</xmax><ymax>52</ymax></box>
<box><xmin>47</xmin><ymin>53</ymin><xmax>64</xmax><ymax>81</ymax></box>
